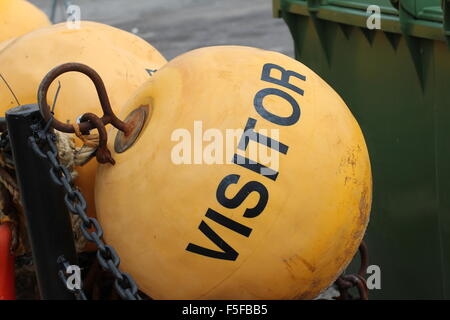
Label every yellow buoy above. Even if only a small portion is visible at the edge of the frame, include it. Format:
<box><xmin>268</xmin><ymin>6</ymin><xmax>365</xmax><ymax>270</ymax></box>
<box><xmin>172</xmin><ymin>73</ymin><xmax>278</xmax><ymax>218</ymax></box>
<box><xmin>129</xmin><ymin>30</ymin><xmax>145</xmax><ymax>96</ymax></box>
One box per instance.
<box><xmin>0</xmin><ymin>0</ymin><xmax>51</xmax><ymax>43</ymax></box>
<box><xmin>0</xmin><ymin>21</ymin><xmax>167</xmax><ymax>220</ymax></box>
<box><xmin>0</xmin><ymin>38</ymin><xmax>13</xmax><ymax>52</ymax></box>
<box><xmin>97</xmin><ymin>45</ymin><xmax>372</xmax><ymax>299</ymax></box>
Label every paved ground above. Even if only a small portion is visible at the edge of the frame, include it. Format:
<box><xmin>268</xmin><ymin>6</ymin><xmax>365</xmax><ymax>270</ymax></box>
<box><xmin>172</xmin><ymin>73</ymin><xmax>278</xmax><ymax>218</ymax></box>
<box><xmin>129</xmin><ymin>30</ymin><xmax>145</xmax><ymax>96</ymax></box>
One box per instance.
<box><xmin>30</xmin><ymin>0</ymin><xmax>294</xmax><ymax>60</ymax></box>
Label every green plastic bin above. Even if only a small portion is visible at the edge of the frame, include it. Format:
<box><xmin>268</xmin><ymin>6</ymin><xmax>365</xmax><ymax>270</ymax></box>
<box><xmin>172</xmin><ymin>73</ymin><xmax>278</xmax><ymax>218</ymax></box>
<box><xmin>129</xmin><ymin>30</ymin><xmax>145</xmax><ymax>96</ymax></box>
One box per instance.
<box><xmin>274</xmin><ymin>0</ymin><xmax>450</xmax><ymax>299</ymax></box>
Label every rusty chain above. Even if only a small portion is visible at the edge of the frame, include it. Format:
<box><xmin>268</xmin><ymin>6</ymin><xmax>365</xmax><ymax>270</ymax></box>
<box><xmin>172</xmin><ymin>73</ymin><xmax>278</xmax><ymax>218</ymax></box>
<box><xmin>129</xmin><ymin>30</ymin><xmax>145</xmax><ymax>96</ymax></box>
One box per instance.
<box><xmin>334</xmin><ymin>241</ymin><xmax>369</xmax><ymax>300</ymax></box>
<box><xmin>28</xmin><ymin>118</ymin><xmax>141</xmax><ymax>300</ymax></box>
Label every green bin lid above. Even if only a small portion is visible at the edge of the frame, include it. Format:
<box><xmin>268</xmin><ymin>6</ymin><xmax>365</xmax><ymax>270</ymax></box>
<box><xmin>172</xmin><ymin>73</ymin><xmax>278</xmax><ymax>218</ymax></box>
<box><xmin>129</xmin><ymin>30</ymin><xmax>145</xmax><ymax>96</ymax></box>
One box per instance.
<box><xmin>274</xmin><ymin>0</ymin><xmax>450</xmax><ymax>42</ymax></box>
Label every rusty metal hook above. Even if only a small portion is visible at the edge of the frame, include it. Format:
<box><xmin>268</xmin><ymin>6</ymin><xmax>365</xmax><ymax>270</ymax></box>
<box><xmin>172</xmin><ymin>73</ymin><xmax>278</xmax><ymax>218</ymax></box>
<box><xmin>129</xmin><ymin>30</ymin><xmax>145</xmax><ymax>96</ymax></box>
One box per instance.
<box><xmin>37</xmin><ymin>62</ymin><xmax>131</xmax><ymax>136</ymax></box>
<box><xmin>336</xmin><ymin>274</ymin><xmax>369</xmax><ymax>300</ymax></box>
<box><xmin>335</xmin><ymin>240</ymin><xmax>369</xmax><ymax>300</ymax></box>
<box><xmin>78</xmin><ymin>113</ymin><xmax>115</xmax><ymax>165</ymax></box>
<box><xmin>357</xmin><ymin>240</ymin><xmax>369</xmax><ymax>278</ymax></box>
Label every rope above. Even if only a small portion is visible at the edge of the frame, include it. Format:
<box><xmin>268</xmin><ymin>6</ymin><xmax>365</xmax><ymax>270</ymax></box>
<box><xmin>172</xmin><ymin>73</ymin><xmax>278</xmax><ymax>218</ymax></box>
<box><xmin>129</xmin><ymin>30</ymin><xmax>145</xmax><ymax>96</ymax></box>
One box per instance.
<box><xmin>0</xmin><ymin>131</ymin><xmax>100</xmax><ymax>255</ymax></box>
<box><xmin>0</xmin><ymin>152</ymin><xmax>15</xmax><ymax>170</ymax></box>
<box><xmin>72</xmin><ymin>123</ymin><xmax>98</xmax><ymax>148</ymax></box>
<box><xmin>0</xmin><ymin>167</ymin><xmax>20</xmax><ymax>203</ymax></box>
<box><xmin>70</xmin><ymin>123</ymin><xmax>100</xmax><ymax>166</ymax></box>
<box><xmin>55</xmin><ymin>131</ymin><xmax>100</xmax><ymax>252</ymax></box>
<box><xmin>0</xmin><ymin>166</ymin><xmax>22</xmax><ymax>254</ymax></box>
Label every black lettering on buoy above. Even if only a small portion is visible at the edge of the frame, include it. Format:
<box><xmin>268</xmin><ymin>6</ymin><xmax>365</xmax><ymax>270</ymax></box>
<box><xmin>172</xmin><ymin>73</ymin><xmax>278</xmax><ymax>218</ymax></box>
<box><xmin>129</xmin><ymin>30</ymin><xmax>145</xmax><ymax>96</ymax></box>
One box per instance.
<box><xmin>254</xmin><ymin>88</ymin><xmax>300</xmax><ymax>126</ymax></box>
<box><xmin>238</xmin><ymin>118</ymin><xmax>289</xmax><ymax>154</ymax></box>
<box><xmin>206</xmin><ymin>208</ymin><xmax>252</xmax><ymax>236</ymax></box>
<box><xmin>186</xmin><ymin>63</ymin><xmax>306</xmax><ymax>261</ymax></box>
<box><xmin>186</xmin><ymin>221</ymin><xmax>239</xmax><ymax>261</ymax></box>
<box><xmin>232</xmin><ymin>154</ymin><xmax>279</xmax><ymax>181</ymax></box>
<box><xmin>216</xmin><ymin>174</ymin><xmax>269</xmax><ymax>218</ymax></box>
<box><xmin>254</xmin><ymin>63</ymin><xmax>306</xmax><ymax>126</ymax></box>
<box><xmin>261</xmin><ymin>63</ymin><xmax>306</xmax><ymax>96</ymax></box>
<box><xmin>146</xmin><ymin>68</ymin><xmax>157</xmax><ymax>76</ymax></box>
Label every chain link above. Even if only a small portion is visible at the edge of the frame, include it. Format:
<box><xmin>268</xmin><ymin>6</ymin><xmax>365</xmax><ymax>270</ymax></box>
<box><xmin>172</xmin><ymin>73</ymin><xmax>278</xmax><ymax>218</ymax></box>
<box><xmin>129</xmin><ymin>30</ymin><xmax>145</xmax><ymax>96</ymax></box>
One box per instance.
<box><xmin>334</xmin><ymin>241</ymin><xmax>369</xmax><ymax>300</ymax></box>
<box><xmin>29</xmin><ymin>118</ymin><xmax>141</xmax><ymax>300</ymax></box>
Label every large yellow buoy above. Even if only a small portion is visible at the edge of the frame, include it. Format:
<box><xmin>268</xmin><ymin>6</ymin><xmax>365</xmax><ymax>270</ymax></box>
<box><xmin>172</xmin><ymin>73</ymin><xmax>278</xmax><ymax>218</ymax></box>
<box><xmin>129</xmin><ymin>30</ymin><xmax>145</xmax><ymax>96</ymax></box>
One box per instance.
<box><xmin>0</xmin><ymin>21</ymin><xmax>167</xmax><ymax>220</ymax></box>
<box><xmin>0</xmin><ymin>0</ymin><xmax>51</xmax><ymax>43</ymax></box>
<box><xmin>96</xmin><ymin>46</ymin><xmax>372</xmax><ymax>299</ymax></box>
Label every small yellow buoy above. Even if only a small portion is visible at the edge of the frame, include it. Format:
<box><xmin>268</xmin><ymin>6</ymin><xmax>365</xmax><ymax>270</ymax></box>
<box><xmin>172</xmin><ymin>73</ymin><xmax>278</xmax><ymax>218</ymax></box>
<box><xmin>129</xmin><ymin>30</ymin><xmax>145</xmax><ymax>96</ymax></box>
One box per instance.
<box><xmin>96</xmin><ymin>46</ymin><xmax>372</xmax><ymax>299</ymax></box>
<box><xmin>0</xmin><ymin>0</ymin><xmax>51</xmax><ymax>43</ymax></box>
<box><xmin>0</xmin><ymin>21</ymin><xmax>167</xmax><ymax>220</ymax></box>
